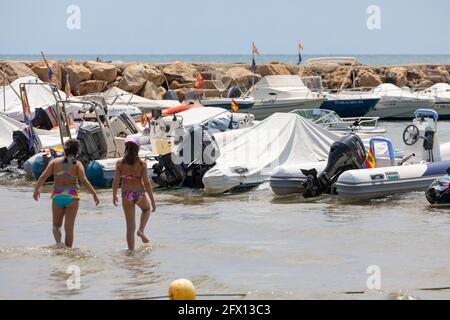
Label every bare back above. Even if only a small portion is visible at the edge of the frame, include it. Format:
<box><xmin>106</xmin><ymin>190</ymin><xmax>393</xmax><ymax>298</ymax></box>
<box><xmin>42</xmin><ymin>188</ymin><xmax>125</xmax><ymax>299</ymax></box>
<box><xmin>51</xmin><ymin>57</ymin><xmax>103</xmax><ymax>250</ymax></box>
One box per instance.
<box><xmin>52</xmin><ymin>158</ymin><xmax>80</xmax><ymax>189</ymax></box>
<box><xmin>118</xmin><ymin>159</ymin><xmax>145</xmax><ymax>191</ymax></box>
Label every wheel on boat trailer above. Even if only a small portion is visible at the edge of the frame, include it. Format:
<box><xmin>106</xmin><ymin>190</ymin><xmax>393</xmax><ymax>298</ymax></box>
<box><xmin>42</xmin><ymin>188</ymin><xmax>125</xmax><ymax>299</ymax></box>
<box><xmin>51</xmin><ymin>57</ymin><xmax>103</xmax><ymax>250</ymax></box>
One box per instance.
<box><xmin>403</xmin><ymin>124</ymin><xmax>420</xmax><ymax>146</ymax></box>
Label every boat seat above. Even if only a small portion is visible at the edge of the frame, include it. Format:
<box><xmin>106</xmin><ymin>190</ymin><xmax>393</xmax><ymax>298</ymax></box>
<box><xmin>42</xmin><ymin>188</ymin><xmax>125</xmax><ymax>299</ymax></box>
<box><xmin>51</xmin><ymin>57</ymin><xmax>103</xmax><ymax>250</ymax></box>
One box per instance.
<box><xmin>375</xmin><ymin>158</ymin><xmax>396</xmax><ymax>168</ymax></box>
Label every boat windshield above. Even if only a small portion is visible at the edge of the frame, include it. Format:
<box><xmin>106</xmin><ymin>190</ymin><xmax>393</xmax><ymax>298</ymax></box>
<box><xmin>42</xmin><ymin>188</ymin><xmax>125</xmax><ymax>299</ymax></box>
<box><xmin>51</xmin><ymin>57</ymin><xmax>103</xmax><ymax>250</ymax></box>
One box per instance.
<box><xmin>291</xmin><ymin>109</ymin><xmax>341</xmax><ymax>124</ymax></box>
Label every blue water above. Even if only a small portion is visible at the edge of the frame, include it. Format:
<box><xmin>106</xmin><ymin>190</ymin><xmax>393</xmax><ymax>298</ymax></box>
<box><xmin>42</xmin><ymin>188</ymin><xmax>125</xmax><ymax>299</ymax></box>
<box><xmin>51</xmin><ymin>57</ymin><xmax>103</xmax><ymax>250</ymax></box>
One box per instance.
<box><xmin>2</xmin><ymin>54</ymin><xmax>450</xmax><ymax>66</ymax></box>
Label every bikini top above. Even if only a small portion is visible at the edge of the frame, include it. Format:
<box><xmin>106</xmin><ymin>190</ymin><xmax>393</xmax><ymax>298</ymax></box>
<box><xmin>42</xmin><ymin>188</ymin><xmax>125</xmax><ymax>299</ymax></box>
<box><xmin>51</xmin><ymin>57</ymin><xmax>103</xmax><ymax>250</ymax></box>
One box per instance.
<box><xmin>121</xmin><ymin>175</ymin><xmax>142</xmax><ymax>181</ymax></box>
<box><xmin>120</xmin><ymin>161</ymin><xmax>143</xmax><ymax>182</ymax></box>
<box><xmin>55</xmin><ymin>158</ymin><xmax>77</xmax><ymax>180</ymax></box>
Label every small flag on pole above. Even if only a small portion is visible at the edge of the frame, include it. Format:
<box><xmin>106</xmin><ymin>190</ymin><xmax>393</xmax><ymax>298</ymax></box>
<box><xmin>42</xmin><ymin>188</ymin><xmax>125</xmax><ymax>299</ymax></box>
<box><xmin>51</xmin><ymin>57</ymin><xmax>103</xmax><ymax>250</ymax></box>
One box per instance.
<box><xmin>195</xmin><ymin>74</ymin><xmax>204</xmax><ymax>89</ymax></box>
<box><xmin>141</xmin><ymin>112</ymin><xmax>148</xmax><ymax>127</ymax></box>
<box><xmin>41</xmin><ymin>51</ymin><xmax>54</xmax><ymax>81</ymax></box>
<box><xmin>20</xmin><ymin>86</ymin><xmax>37</xmax><ymax>151</ymax></box>
<box><xmin>230</xmin><ymin>99</ymin><xmax>240</xmax><ymax>112</ymax></box>
<box><xmin>297</xmin><ymin>42</ymin><xmax>304</xmax><ymax>65</ymax></box>
<box><xmin>364</xmin><ymin>146</ymin><xmax>376</xmax><ymax>168</ymax></box>
<box><xmin>252</xmin><ymin>42</ymin><xmax>261</xmax><ymax>56</ymax></box>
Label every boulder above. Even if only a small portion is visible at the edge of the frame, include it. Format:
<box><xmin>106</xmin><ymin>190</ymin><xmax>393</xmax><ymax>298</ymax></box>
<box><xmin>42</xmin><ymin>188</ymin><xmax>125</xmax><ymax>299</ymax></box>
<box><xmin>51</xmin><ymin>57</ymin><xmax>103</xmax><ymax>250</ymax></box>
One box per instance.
<box><xmin>61</xmin><ymin>61</ymin><xmax>92</xmax><ymax>89</ymax></box>
<box><xmin>256</xmin><ymin>64</ymin><xmax>291</xmax><ymax>76</ymax></box>
<box><xmin>421</xmin><ymin>65</ymin><xmax>450</xmax><ymax>84</ymax></box>
<box><xmin>140</xmin><ymin>81</ymin><xmax>163</xmax><ymax>100</ymax></box>
<box><xmin>226</xmin><ymin>66</ymin><xmax>261</xmax><ymax>90</ymax></box>
<box><xmin>74</xmin><ymin>80</ymin><xmax>107</xmax><ymax>96</ymax></box>
<box><xmin>384</xmin><ymin>67</ymin><xmax>408</xmax><ymax>87</ymax></box>
<box><xmin>118</xmin><ymin>64</ymin><xmax>165</xmax><ymax>94</ymax></box>
<box><xmin>305</xmin><ymin>63</ymin><xmax>341</xmax><ymax>74</ymax></box>
<box><xmin>163</xmin><ymin>62</ymin><xmax>198</xmax><ymax>83</ymax></box>
<box><xmin>0</xmin><ymin>61</ymin><xmax>37</xmax><ymax>83</ymax></box>
<box><xmin>357</xmin><ymin>71</ymin><xmax>382</xmax><ymax>88</ymax></box>
<box><xmin>30</xmin><ymin>62</ymin><xmax>63</xmax><ymax>89</ymax></box>
<box><xmin>0</xmin><ymin>69</ymin><xmax>9</xmax><ymax>85</ymax></box>
<box><xmin>84</xmin><ymin>61</ymin><xmax>118</xmax><ymax>83</ymax></box>
<box><xmin>322</xmin><ymin>66</ymin><xmax>353</xmax><ymax>89</ymax></box>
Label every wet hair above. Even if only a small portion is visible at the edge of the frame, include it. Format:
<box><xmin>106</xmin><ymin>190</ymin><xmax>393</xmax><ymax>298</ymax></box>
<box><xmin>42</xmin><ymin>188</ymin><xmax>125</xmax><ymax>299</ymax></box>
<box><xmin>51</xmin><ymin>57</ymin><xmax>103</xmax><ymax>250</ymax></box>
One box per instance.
<box><xmin>63</xmin><ymin>139</ymin><xmax>80</xmax><ymax>164</ymax></box>
<box><xmin>123</xmin><ymin>142</ymin><xmax>140</xmax><ymax>166</ymax></box>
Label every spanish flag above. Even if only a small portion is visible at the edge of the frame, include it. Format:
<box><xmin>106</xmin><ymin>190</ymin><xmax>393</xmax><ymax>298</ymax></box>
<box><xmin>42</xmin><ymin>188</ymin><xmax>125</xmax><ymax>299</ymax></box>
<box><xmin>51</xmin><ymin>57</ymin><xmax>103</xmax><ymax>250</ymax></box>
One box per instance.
<box><xmin>364</xmin><ymin>146</ymin><xmax>376</xmax><ymax>169</ymax></box>
<box><xmin>230</xmin><ymin>99</ymin><xmax>240</xmax><ymax>112</ymax></box>
<box><xmin>141</xmin><ymin>112</ymin><xmax>148</xmax><ymax>127</ymax></box>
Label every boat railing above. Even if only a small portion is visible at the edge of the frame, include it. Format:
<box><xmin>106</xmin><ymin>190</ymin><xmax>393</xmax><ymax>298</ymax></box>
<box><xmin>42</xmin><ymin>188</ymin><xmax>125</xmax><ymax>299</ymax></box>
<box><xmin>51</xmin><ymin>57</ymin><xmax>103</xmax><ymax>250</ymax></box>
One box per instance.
<box><xmin>339</xmin><ymin>116</ymin><xmax>380</xmax><ymax>128</ymax></box>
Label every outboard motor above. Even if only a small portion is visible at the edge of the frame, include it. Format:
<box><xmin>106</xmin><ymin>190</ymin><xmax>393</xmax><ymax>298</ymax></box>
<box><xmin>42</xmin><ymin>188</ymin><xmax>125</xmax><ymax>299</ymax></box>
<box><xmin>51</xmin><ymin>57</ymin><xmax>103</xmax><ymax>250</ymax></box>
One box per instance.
<box><xmin>0</xmin><ymin>128</ymin><xmax>42</xmax><ymax>168</ymax></box>
<box><xmin>152</xmin><ymin>125</ymin><xmax>220</xmax><ymax>188</ymax></box>
<box><xmin>32</xmin><ymin>106</ymin><xmax>59</xmax><ymax>130</ymax></box>
<box><xmin>301</xmin><ymin>134</ymin><xmax>366</xmax><ymax>198</ymax></box>
<box><xmin>76</xmin><ymin>121</ymin><xmax>108</xmax><ymax>166</ymax></box>
<box><xmin>425</xmin><ymin>167</ymin><xmax>450</xmax><ymax>205</ymax></box>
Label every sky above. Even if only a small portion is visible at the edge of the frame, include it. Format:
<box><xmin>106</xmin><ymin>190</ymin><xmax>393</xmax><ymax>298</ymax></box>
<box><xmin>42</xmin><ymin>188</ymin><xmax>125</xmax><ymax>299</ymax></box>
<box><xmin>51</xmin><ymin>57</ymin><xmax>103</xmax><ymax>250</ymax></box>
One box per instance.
<box><xmin>0</xmin><ymin>0</ymin><xmax>449</xmax><ymax>55</ymax></box>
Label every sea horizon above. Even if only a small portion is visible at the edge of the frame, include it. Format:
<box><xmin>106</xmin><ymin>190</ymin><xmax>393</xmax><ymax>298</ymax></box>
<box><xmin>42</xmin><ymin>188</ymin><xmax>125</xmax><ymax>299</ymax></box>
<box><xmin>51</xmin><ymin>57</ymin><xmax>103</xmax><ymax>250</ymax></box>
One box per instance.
<box><xmin>2</xmin><ymin>54</ymin><xmax>450</xmax><ymax>66</ymax></box>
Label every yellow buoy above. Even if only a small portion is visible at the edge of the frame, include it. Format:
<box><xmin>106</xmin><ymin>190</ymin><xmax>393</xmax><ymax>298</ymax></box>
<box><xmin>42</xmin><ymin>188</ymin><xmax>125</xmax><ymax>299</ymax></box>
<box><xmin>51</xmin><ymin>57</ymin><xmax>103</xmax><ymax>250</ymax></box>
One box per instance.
<box><xmin>168</xmin><ymin>279</ymin><xmax>196</xmax><ymax>300</ymax></box>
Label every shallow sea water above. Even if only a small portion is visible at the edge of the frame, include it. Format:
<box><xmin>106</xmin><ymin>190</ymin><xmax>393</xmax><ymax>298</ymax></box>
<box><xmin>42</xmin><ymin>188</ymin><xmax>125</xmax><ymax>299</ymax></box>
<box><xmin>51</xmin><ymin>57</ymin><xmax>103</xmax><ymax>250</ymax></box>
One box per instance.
<box><xmin>1</xmin><ymin>121</ymin><xmax>450</xmax><ymax>300</ymax></box>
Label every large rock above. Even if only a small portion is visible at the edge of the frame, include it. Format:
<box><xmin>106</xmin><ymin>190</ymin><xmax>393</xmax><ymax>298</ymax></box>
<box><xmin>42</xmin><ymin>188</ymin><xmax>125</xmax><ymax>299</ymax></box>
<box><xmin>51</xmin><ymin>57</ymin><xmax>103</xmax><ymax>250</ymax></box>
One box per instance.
<box><xmin>322</xmin><ymin>66</ymin><xmax>353</xmax><ymax>89</ymax></box>
<box><xmin>420</xmin><ymin>65</ymin><xmax>450</xmax><ymax>84</ymax></box>
<box><xmin>384</xmin><ymin>67</ymin><xmax>408</xmax><ymax>87</ymax></box>
<box><xmin>0</xmin><ymin>69</ymin><xmax>9</xmax><ymax>85</ymax></box>
<box><xmin>357</xmin><ymin>71</ymin><xmax>382</xmax><ymax>88</ymax></box>
<box><xmin>140</xmin><ymin>81</ymin><xmax>163</xmax><ymax>100</ymax></box>
<box><xmin>61</xmin><ymin>61</ymin><xmax>92</xmax><ymax>89</ymax></box>
<box><xmin>30</xmin><ymin>62</ymin><xmax>63</xmax><ymax>89</ymax></box>
<box><xmin>305</xmin><ymin>63</ymin><xmax>341</xmax><ymax>74</ymax></box>
<box><xmin>226</xmin><ymin>66</ymin><xmax>261</xmax><ymax>90</ymax></box>
<box><xmin>74</xmin><ymin>80</ymin><xmax>107</xmax><ymax>96</ymax></box>
<box><xmin>84</xmin><ymin>61</ymin><xmax>117</xmax><ymax>83</ymax></box>
<box><xmin>0</xmin><ymin>61</ymin><xmax>37</xmax><ymax>83</ymax></box>
<box><xmin>256</xmin><ymin>64</ymin><xmax>291</xmax><ymax>76</ymax></box>
<box><xmin>118</xmin><ymin>64</ymin><xmax>165</xmax><ymax>94</ymax></box>
<box><xmin>163</xmin><ymin>62</ymin><xmax>198</xmax><ymax>84</ymax></box>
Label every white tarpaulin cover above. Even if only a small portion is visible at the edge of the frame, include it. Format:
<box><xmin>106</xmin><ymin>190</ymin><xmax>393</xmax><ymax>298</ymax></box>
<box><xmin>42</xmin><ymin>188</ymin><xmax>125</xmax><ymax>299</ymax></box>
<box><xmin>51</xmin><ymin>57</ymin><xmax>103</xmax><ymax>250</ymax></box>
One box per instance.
<box><xmin>202</xmin><ymin>112</ymin><xmax>340</xmax><ymax>194</ymax></box>
<box><xmin>88</xmin><ymin>87</ymin><xmax>180</xmax><ymax>107</ymax></box>
<box><xmin>0</xmin><ymin>113</ymin><xmax>73</xmax><ymax>149</ymax></box>
<box><xmin>0</xmin><ymin>76</ymin><xmax>70</xmax><ymax>121</ymax></box>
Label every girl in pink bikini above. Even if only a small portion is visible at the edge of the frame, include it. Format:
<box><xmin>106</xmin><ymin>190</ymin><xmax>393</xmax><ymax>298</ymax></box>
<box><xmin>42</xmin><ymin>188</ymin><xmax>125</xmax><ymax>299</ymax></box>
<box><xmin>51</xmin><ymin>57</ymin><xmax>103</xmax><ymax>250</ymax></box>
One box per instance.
<box><xmin>112</xmin><ymin>136</ymin><xmax>156</xmax><ymax>251</ymax></box>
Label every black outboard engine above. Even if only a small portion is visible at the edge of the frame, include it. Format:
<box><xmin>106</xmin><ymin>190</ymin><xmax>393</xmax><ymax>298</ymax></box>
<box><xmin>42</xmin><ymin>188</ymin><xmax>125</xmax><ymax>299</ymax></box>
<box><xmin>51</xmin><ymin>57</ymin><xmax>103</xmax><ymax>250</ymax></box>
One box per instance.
<box><xmin>32</xmin><ymin>106</ymin><xmax>58</xmax><ymax>130</ymax></box>
<box><xmin>425</xmin><ymin>167</ymin><xmax>450</xmax><ymax>205</ymax></box>
<box><xmin>301</xmin><ymin>134</ymin><xmax>366</xmax><ymax>198</ymax></box>
<box><xmin>0</xmin><ymin>128</ymin><xmax>42</xmax><ymax>169</ymax></box>
<box><xmin>76</xmin><ymin>122</ymin><xmax>108</xmax><ymax>166</ymax></box>
<box><xmin>152</xmin><ymin>125</ymin><xmax>220</xmax><ymax>188</ymax></box>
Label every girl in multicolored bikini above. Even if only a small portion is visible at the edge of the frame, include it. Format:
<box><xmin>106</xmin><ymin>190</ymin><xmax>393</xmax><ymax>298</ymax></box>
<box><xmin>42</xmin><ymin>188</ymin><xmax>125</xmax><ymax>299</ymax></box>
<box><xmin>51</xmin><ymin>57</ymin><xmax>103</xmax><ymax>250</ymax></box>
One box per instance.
<box><xmin>33</xmin><ymin>139</ymin><xmax>99</xmax><ymax>248</ymax></box>
<box><xmin>112</xmin><ymin>136</ymin><xmax>156</xmax><ymax>251</ymax></box>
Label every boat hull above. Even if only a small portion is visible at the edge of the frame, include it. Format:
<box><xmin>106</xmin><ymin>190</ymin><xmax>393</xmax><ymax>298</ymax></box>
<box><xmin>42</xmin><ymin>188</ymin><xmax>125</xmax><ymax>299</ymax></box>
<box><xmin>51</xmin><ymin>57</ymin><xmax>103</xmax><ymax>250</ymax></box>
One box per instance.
<box><xmin>365</xmin><ymin>98</ymin><xmax>435</xmax><ymax>119</ymax></box>
<box><xmin>336</xmin><ymin>160</ymin><xmax>450</xmax><ymax>201</ymax></box>
<box><xmin>249</xmin><ymin>98</ymin><xmax>325</xmax><ymax>120</ymax></box>
<box><xmin>320</xmin><ymin>98</ymin><xmax>379</xmax><ymax>118</ymax></box>
<box><xmin>201</xmin><ymin>99</ymin><xmax>254</xmax><ymax>111</ymax></box>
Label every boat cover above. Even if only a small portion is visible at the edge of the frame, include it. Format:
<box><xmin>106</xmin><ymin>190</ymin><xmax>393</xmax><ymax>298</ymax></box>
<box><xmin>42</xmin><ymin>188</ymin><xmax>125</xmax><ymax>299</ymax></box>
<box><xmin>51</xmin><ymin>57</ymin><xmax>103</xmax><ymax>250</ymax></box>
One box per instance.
<box><xmin>202</xmin><ymin>112</ymin><xmax>340</xmax><ymax>194</ymax></box>
<box><xmin>0</xmin><ymin>76</ymin><xmax>79</xmax><ymax>121</ymax></box>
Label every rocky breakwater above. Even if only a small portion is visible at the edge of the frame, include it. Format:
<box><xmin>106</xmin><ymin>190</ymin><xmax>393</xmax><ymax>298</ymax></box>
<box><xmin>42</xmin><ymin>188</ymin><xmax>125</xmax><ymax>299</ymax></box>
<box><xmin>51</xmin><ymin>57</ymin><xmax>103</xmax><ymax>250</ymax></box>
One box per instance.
<box><xmin>1</xmin><ymin>60</ymin><xmax>450</xmax><ymax>101</ymax></box>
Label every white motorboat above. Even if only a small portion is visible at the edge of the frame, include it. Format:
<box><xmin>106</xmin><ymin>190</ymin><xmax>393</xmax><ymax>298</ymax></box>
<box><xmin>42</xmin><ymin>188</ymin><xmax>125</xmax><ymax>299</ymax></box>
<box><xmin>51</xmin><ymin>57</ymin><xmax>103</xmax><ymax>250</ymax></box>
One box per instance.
<box><xmin>202</xmin><ymin>112</ymin><xmax>340</xmax><ymax>195</ymax></box>
<box><xmin>420</xmin><ymin>83</ymin><xmax>450</xmax><ymax>119</ymax></box>
<box><xmin>364</xmin><ymin>83</ymin><xmax>435</xmax><ymax>119</ymax></box>
<box><xmin>270</xmin><ymin>109</ymin><xmax>450</xmax><ymax>200</ymax></box>
<box><xmin>242</xmin><ymin>75</ymin><xmax>326</xmax><ymax>120</ymax></box>
<box><xmin>85</xmin><ymin>107</ymin><xmax>256</xmax><ymax>187</ymax></box>
<box><xmin>290</xmin><ymin>109</ymin><xmax>386</xmax><ymax>140</ymax></box>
